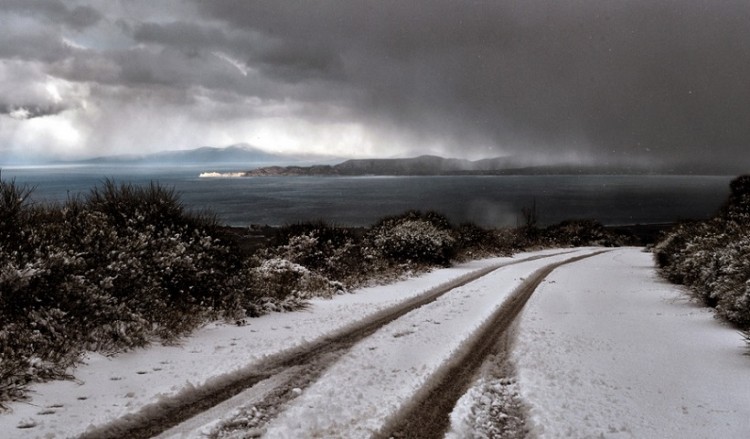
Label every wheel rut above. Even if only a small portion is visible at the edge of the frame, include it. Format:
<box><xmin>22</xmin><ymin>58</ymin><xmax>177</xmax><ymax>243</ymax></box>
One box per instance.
<box><xmin>78</xmin><ymin>251</ymin><xmax>573</xmax><ymax>439</ymax></box>
<box><xmin>376</xmin><ymin>250</ymin><xmax>608</xmax><ymax>439</ymax></box>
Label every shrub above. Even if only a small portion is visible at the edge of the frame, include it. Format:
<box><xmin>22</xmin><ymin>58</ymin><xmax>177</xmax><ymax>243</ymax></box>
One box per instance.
<box><xmin>248</xmin><ymin>257</ymin><xmax>344</xmax><ymax>301</ymax></box>
<box><xmin>369</xmin><ymin>211</ymin><xmax>457</xmax><ymax>266</ymax></box>
<box><xmin>653</xmin><ymin>222</ymin><xmax>693</xmax><ymax>272</ymax></box>
<box><xmin>730</xmin><ymin>175</ymin><xmax>750</xmax><ymax>198</ymax></box>
<box><xmin>0</xmin><ymin>178</ymin><xmax>250</xmax><ymax>406</ymax></box>
<box><xmin>706</xmin><ymin>234</ymin><xmax>750</xmax><ymax>327</ymax></box>
<box><xmin>721</xmin><ymin>175</ymin><xmax>750</xmax><ymax>223</ymax></box>
<box><xmin>543</xmin><ymin>219</ymin><xmax>619</xmax><ymax>247</ymax></box>
<box><xmin>87</xmin><ymin>179</ymin><xmax>217</xmax><ymax>231</ymax></box>
<box><xmin>0</xmin><ymin>174</ymin><xmax>33</xmax><ymax>246</ymax></box>
<box><xmin>454</xmin><ymin>222</ymin><xmax>514</xmax><ymax>260</ymax></box>
<box><xmin>654</xmin><ymin>175</ymin><xmax>750</xmax><ymax>328</ymax></box>
<box><xmin>271</xmin><ymin>221</ymin><xmax>364</xmax><ymax>285</ymax></box>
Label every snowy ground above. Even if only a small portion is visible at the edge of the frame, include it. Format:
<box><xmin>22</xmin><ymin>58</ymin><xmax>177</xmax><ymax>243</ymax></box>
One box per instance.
<box><xmin>3</xmin><ymin>247</ymin><xmax>749</xmax><ymax>438</ymax></box>
<box><xmin>510</xmin><ymin>248</ymin><xmax>750</xmax><ymax>438</ymax></box>
<box><xmin>258</xmin><ymin>250</ymin><xmax>593</xmax><ymax>438</ymax></box>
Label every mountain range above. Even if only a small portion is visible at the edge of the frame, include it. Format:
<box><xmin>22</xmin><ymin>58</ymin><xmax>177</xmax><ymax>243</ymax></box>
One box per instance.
<box><xmin>74</xmin><ymin>144</ymin><xmax>296</xmax><ymax>165</ymax></box>
<box><xmin>3</xmin><ymin>144</ymin><xmax>741</xmax><ymax>175</ymax></box>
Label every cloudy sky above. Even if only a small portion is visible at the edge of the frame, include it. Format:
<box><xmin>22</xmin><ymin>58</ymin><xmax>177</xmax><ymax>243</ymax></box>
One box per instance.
<box><xmin>1</xmin><ymin>0</ymin><xmax>749</xmax><ymax>170</ymax></box>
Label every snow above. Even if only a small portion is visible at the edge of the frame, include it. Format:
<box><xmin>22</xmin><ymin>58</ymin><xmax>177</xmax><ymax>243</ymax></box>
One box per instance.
<box><xmin>260</xmin><ymin>249</ymin><xmax>596</xmax><ymax>438</ymax></box>
<box><xmin>0</xmin><ymin>249</ymin><xmax>561</xmax><ymax>439</ymax></box>
<box><xmin>4</xmin><ymin>247</ymin><xmax>750</xmax><ymax>439</ymax></box>
<box><xmin>511</xmin><ymin>248</ymin><xmax>750</xmax><ymax>438</ymax></box>
<box><xmin>448</xmin><ymin>375</ymin><xmax>526</xmax><ymax>439</ymax></box>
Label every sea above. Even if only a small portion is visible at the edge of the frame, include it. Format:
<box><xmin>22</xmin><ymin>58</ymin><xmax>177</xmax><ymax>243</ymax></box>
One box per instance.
<box><xmin>0</xmin><ymin>164</ymin><xmax>734</xmax><ymax>228</ymax></box>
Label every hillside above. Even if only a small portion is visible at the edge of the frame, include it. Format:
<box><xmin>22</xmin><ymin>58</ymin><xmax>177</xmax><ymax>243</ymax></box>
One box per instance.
<box><xmin>233</xmin><ymin>155</ymin><xmax>663</xmax><ymax>177</ymax></box>
<box><xmin>240</xmin><ymin>155</ymin><xmax>532</xmax><ymax>176</ymax></box>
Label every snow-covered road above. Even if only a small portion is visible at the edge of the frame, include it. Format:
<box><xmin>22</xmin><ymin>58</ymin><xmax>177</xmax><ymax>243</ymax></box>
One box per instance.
<box><xmin>512</xmin><ymin>248</ymin><xmax>750</xmax><ymax>438</ymax></box>
<box><xmin>2</xmin><ymin>247</ymin><xmax>749</xmax><ymax>438</ymax></box>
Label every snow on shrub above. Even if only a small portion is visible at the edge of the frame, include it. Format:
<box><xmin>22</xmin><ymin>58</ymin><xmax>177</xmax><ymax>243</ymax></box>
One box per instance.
<box><xmin>250</xmin><ymin>257</ymin><xmax>344</xmax><ymax>301</ymax></box>
<box><xmin>709</xmin><ymin>234</ymin><xmax>750</xmax><ymax>327</ymax></box>
<box><xmin>542</xmin><ymin>219</ymin><xmax>626</xmax><ymax>247</ymax></box>
<box><xmin>655</xmin><ymin>175</ymin><xmax>750</xmax><ymax>329</ymax></box>
<box><xmin>272</xmin><ymin>222</ymin><xmax>365</xmax><ymax>285</ymax></box>
<box><xmin>0</xmin><ymin>178</ymin><xmax>249</xmax><ymax>406</ymax></box>
<box><xmin>453</xmin><ymin>222</ymin><xmax>515</xmax><ymax>261</ymax></box>
<box><xmin>369</xmin><ymin>211</ymin><xmax>457</xmax><ymax>266</ymax></box>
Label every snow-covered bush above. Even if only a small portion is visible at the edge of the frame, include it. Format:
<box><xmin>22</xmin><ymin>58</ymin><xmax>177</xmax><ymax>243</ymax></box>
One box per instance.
<box><xmin>453</xmin><ymin>222</ymin><xmax>515</xmax><ymax>261</ymax></box>
<box><xmin>369</xmin><ymin>211</ymin><xmax>457</xmax><ymax>266</ymax></box>
<box><xmin>708</xmin><ymin>234</ymin><xmax>750</xmax><ymax>327</ymax></box>
<box><xmin>250</xmin><ymin>257</ymin><xmax>344</xmax><ymax>299</ymax></box>
<box><xmin>654</xmin><ymin>175</ymin><xmax>750</xmax><ymax>329</ymax></box>
<box><xmin>264</xmin><ymin>217</ymin><xmax>464</xmax><ymax>291</ymax></box>
<box><xmin>542</xmin><ymin>219</ymin><xmax>627</xmax><ymax>247</ymax></box>
<box><xmin>272</xmin><ymin>222</ymin><xmax>364</xmax><ymax>284</ymax></box>
<box><xmin>653</xmin><ymin>222</ymin><xmax>695</xmax><ymax>277</ymax></box>
<box><xmin>0</xmin><ymin>178</ymin><xmax>248</xmax><ymax>406</ymax></box>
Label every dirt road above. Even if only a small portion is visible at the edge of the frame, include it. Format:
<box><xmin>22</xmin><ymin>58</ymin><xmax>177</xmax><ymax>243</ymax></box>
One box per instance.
<box><xmin>81</xmin><ymin>251</ymin><xmax>579</xmax><ymax>439</ymax></box>
<box><xmin>377</xmin><ymin>251</ymin><xmax>605</xmax><ymax>438</ymax></box>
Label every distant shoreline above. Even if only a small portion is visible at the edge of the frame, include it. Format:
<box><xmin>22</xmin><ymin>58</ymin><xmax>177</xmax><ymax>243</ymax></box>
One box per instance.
<box><xmin>197</xmin><ymin>155</ymin><xmax>739</xmax><ymax>177</ymax></box>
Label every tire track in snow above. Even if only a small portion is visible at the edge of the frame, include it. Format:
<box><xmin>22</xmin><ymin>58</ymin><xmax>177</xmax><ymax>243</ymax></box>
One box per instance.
<box><xmin>377</xmin><ymin>250</ymin><xmax>608</xmax><ymax>439</ymax></box>
<box><xmin>78</xmin><ymin>251</ymin><xmax>573</xmax><ymax>439</ymax></box>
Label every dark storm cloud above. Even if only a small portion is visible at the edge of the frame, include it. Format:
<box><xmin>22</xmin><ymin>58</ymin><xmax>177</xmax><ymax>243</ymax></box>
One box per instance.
<box><xmin>132</xmin><ymin>21</ymin><xmax>242</xmax><ymax>54</ymax></box>
<box><xmin>65</xmin><ymin>5</ymin><xmax>103</xmax><ymax>31</ymax></box>
<box><xmin>130</xmin><ymin>19</ymin><xmax>345</xmax><ymax>83</ymax></box>
<box><xmin>3</xmin><ymin>0</ymin><xmax>102</xmax><ymax>30</ymax></box>
<box><xmin>2</xmin><ymin>0</ymin><xmax>750</xmax><ymax>170</ymax></box>
<box><xmin>192</xmin><ymin>0</ymin><xmax>750</xmax><ymax>169</ymax></box>
<box><xmin>0</xmin><ymin>26</ymin><xmax>72</xmax><ymax>63</ymax></box>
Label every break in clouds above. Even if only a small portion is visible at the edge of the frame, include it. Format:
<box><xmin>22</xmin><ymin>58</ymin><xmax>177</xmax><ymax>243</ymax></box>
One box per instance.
<box><xmin>1</xmin><ymin>0</ymin><xmax>750</xmax><ymax>172</ymax></box>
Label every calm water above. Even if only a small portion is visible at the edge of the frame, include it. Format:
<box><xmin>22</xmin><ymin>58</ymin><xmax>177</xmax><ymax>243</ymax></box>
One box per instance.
<box><xmin>1</xmin><ymin>165</ymin><xmax>733</xmax><ymax>227</ymax></box>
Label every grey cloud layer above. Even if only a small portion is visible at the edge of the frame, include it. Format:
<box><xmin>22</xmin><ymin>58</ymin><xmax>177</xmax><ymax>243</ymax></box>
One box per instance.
<box><xmin>193</xmin><ymin>0</ymin><xmax>750</xmax><ymax>167</ymax></box>
<box><xmin>2</xmin><ymin>0</ymin><xmax>749</xmax><ymax>170</ymax></box>
<box><xmin>4</xmin><ymin>0</ymin><xmax>102</xmax><ymax>30</ymax></box>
